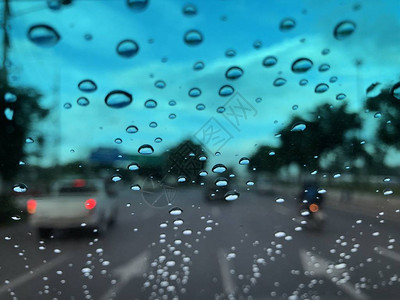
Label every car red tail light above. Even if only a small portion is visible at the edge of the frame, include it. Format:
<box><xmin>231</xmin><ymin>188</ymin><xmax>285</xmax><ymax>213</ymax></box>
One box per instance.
<box><xmin>85</xmin><ymin>198</ymin><xmax>96</xmax><ymax>210</ymax></box>
<box><xmin>27</xmin><ymin>199</ymin><xmax>37</xmax><ymax>214</ymax></box>
<box><xmin>74</xmin><ymin>179</ymin><xmax>86</xmax><ymax>187</ymax></box>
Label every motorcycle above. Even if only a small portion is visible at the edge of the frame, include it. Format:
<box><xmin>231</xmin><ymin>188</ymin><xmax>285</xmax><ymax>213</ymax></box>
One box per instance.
<box><xmin>298</xmin><ymin>182</ymin><xmax>326</xmax><ymax>230</ymax></box>
<box><xmin>299</xmin><ymin>202</ymin><xmax>326</xmax><ymax>230</ymax></box>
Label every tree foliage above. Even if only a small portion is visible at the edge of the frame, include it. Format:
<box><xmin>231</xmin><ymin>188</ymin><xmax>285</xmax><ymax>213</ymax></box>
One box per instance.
<box><xmin>0</xmin><ymin>79</ymin><xmax>49</xmax><ymax>180</ymax></box>
<box><xmin>250</xmin><ymin>103</ymin><xmax>363</xmax><ymax>174</ymax></box>
<box><xmin>365</xmin><ymin>84</ymin><xmax>400</xmax><ymax>149</ymax></box>
<box><xmin>166</xmin><ymin>139</ymin><xmax>206</xmax><ymax>182</ymax></box>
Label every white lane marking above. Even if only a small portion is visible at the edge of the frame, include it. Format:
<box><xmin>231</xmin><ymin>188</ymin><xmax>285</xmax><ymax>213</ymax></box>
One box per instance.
<box><xmin>217</xmin><ymin>248</ymin><xmax>236</xmax><ymax>297</ymax></box>
<box><xmin>0</xmin><ymin>254</ymin><xmax>70</xmax><ymax>295</ymax></box>
<box><xmin>375</xmin><ymin>246</ymin><xmax>400</xmax><ymax>263</ymax></box>
<box><xmin>299</xmin><ymin>249</ymin><xmax>369</xmax><ymax>300</ymax></box>
<box><xmin>99</xmin><ymin>250</ymin><xmax>150</xmax><ymax>300</ymax></box>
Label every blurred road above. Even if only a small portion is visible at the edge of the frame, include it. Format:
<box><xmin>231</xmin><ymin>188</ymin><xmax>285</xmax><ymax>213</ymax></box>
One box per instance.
<box><xmin>1</xmin><ymin>186</ymin><xmax>400</xmax><ymax>300</ymax></box>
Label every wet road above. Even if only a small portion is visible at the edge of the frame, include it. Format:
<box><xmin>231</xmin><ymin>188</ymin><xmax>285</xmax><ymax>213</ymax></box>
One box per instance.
<box><xmin>1</xmin><ymin>186</ymin><xmax>400</xmax><ymax>299</ymax></box>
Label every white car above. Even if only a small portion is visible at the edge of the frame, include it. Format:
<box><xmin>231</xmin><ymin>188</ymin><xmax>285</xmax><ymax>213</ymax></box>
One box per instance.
<box><xmin>27</xmin><ymin>179</ymin><xmax>118</xmax><ymax>238</ymax></box>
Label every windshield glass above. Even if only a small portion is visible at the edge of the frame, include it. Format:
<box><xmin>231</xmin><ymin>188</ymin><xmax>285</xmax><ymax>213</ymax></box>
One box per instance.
<box><xmin>1</xmin><ymin>0</ymin><xmax>400</xmax><ymax>299</ymax></box>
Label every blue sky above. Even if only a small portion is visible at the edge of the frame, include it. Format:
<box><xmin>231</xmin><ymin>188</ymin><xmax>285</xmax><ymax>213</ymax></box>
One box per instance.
<box><xmin>5</xmin><ymin>0</ymin><xmax>400</xmax><ymax>168</ymax></box>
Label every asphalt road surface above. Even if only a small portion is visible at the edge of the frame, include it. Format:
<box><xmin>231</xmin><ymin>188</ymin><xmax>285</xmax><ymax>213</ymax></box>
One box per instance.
<box><xmin>1</xmin><ymin>186</ymin><xmax>400</xmax><ymax>300</ymax></box>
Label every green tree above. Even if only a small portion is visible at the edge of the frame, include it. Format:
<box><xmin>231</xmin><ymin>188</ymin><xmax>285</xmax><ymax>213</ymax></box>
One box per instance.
<box><xmin>365</xmin><ymin>84</ymin><xmax>400</xmax><ymax>148</ymax></box>
<box><xmin>1</xmin><ymin>0</ymin><xmax>49</xmax><ymax>183</ymax></box>
<box><xmin>166</xmin><ymin>139</ymin><xmax>206</xmax><ymax>183</ymax></box>
<box><xmin>250</xmin><ymin>103</ymin><xmax>362</xmax><ymax>175</ymax></box>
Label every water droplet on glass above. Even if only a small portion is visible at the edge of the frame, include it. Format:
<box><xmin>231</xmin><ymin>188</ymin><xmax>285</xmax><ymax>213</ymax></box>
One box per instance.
<box><xmin>173</xmin><ymin>219</ymin><xmax>184</xmax><ymax>226</ymax></box>
<box><xmin>291</xmin><ymin>123</ymin><xmax>306</xmax><ymax>132</ymax></box>
<box><xmin>334</xmin><ymin>21</ymin><xmax>356</xmax><ymax>40</ymax></box>
<box><xmin>149</xmin><ymin>121</ymin><xmax>158</xmax><ymax>128</ymax></box>
<box><xmin>166</xmin><ymin>260</ymin><xmax>176</xmax><ymax>267</ymax></box>
<box><xmin>128</xmin><ymin>162</ymin><xmax>140</xmax><ymax>171</ymax></box>
<box><xmin>199</xmin><ymin>155</ymin><xmax>207</xmax><ymax>161</ymax></box>
<box><xmin>138</xmin><ymin>144</ymin><xmax>154</xmax><ymax>155</ymax></box>
<box><xmin>130</xmin><ymin>184</ymin><xmax>141</xmax><ymax>191</ymax></box>
<box><xmin>225</xmin><ymin>49</ymin><xmax>236</xmax><ymax>57</ymax></box>
<box><xmin>322</xmin><ymin>48</ymin><xmax>330</xmax><ymax>55</ymax></box>
<box><xmin>193</xmin><ymin>61</ymin><xmax>205</xmax><ymax>71</ymax></box>
<box><xmin>215</xmin><ymin>178</ymin><xmax>228</xmax><ymax>187</ymax></box>
<box><xmin>84</xmin><ymin>33</ymin><xmax>92</xmax><ymax>41</ymax></box>
<box><xmin>246</xmin><ymin>181</ymin><xmax>254</xmax><ymax>186</ymax></box>
<box><xmin>276</xmin><ymin>198</ymin><xmax>285</xmax><ymax>203</ymax></box>
<box><xmin>219</xmin><ymin>85</ymin><xmax>234</xmax><ymax>96</ymax></box>
<box><xmin>169</xmin><ymin>99</ymin><xmax>176</xmax><ymax>106</ymax></box>
<box><xmin>183</xmin><ymin>229</ymin><xmax>192</xmax><ymax>235</ymax></box>
<box><xmin>273</xmin><ymin>78</ymin><xmax>286</xmax><ymax>87</ymax></box>
<box><xmin>4</xmin><ymin>108</ymin><xmax>13</xmax><ymax>120</ymax></box>
<box><xmin>262</xmin><ymin>56</ymin><xmax>277</xmax><ymax>67</ymax></box>
<box><xmin>13</xmin><ymin>183</ymin><xmax>27</xmax><ymax>193</ymax></box>
<box><xmin>169</xmin><ymin>113</ymin><xmax>176</xmax><ymax>119</ymax></box>
<box><xmin>196</xmin><ymin>103</ymin><xmax>205</xmax><ymax>111</ymax></box>
<box><xmin>126</xmin><ymin>0</ymin><xmax>149</xmax><ymax>11</ymax></box>
<box><xmin>188</xmin><ymin>88</ymin><xmax>201</xmax><ymax>97</ymax></box>
<box><xmin>25</xmin><ymin>137</ymin><xmax>34</xmax><ymax>144</ymax></box>
<box><xmin>199</xmin><ymin>170</ymin><xmax>208</xmax><ymax>176</ymax></box>
<box><xmin>224</xmin><ymin>191</ymin><xmax>239</xmax><ymax>201</ymax></box>
<box><xmin>63</xmin><ymin>102</ymin><xmax>72</xmax><ymax>109</ymax></box>
<box><xmin>315</xmin><ymin>83</ymin><xmax>329</xmax><ymax>93</ymax></box>
<box><xmin>11</xmin><ymin>215</ymin><xmax>21</xmax><ymax>221</ymax></box>
<box><xmin>336</xmin><ymin>93</ymin><xmax>346</xmax><ymax>100</ymax></box>
<box><xmin>105</xmin><ymin>90</ymin><xmax>133</xmax><ymax>108</ymax></box>
<box><xmin>274</xmin><ymin>231</ymin><xmax>286</xmax><ymax>238</ymax></box>
<box><xmin>239</xmin><ymin>157</ymin><xmax>250</xmax><ymax>165</ymax></box>
<box><xmin>182</xmin><ymin>3</ymin><xmax>197</xmax><ymax>16</ymax></box>
<box><xmin>318</xmin><ymin>63</ymin><xmax>330</xmax><ymax>72</ymax></box>
<box><xmin>114</xmin><ymin>138</ymin><xmax>122</xmax><ymax>144</ymax></box>
<box><xmin>291</xmin><ymin>58</ymin><xmax>313</xmax><ymax>73</ymax></box>
<box><xmin>374</xmin><ymin>112</ymin><xmax>382</xmax><ymax>119</ymax></box>
<box><xmin>145</xmin><ymin>99</ymin><xmax>157</xmax><ymax>108</ymax></box>
<box><xmin>78</xmin><ymin>79</ymin><xmax>97</xmax><ymax>92</ymax></box>
<box><xmin>154</xmin><ymin>137</ymin><xmax>162</xmax><ymax>143</ymax></box>
<box><xmin>217</xmin><ymin>106</ymin><xmax>225</xmax><ymax>113</ymax></box>
<box><xmin>154</xmin><ymin>80</ymin><xmax>166</xmax><ymax>89</ymax></box>
<box><xmin>253</xmin><ymin>40</ymin><xmax>262</xmax><ymax>49</ymax></box>
<box><xmin>4</xmin><ymin>92</ymin><xmax>17</xmax><ymax>102</ymax></box>
<box><xmin>77</xmin><ymin>97</ymin><xmax>89</xmax><ymax>106</ymax></box>
<box><xmin>299</xmin><ymin>79</ymin><xmax>308</xmax><ymax>86</ymax></box>
<box><xmin>212</xmin><ymin>164</ymin><xmax>227</xmax><ymax>173</ymax></box>
<box><xmin>27</xmin><ymin>24</ymin><xmax>60</xmax><ymax>47</ymax></box>
<box><xmin>279</xmin><ymin>18</ymin><xmax>296</xmax><ymax>31</ymax></box>
<box><xmin>126</xmin><ymin>125</ymin><xmax>138</xmax><ymax>133</ymax></box>
<box><xmin>184</xmin><ymin>30</ymin><xmax>203</xmax><ymax>46</ymax></box>
<box><xmin>169</xmin><ymin>207</ymin><xmax>183</xmax><ymax>216</ymax></box>
<box><xmin>292</xmin><ymin>105</ymin><xmax>298</xmax><ymax>110</ymax></box>
<box><xmin>177</xmin><ymin>176</ymin><xmax>187</xmax><ymax>183</ymax></box>
<box><xmin>225</xmin><ymin>66</ymin><xmax>243</xmax><ymax>80</ymax></box>
<box><xmin>390</xmin><ymin>82</ymin><xmax>400</xmax><ymax>100</ymax></box>
<box><xmin>329</xmin><ymin>76</ymin><xmax>338</xmax><ymax>83</ymax></box>
<box><xmin>47</xmin><ymin>0</ymin><xmax>62</xmax><ymax>10</ymax></box>
<box><xmin>116</xmin><ymin>39</ymin><xmax>139</xmax><ymax>57</ymax></box>
<box><xmin>111</xmin><ymin>174</ymin><xmax>122</xmax><ymax>182</ymax></box>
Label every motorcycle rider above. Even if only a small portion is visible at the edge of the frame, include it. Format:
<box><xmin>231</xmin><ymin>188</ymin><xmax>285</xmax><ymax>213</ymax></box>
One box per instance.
<box><xmin>299</xmin><ymin>180</ymin><xmax>325</xmax><ymax>228</ymax></box>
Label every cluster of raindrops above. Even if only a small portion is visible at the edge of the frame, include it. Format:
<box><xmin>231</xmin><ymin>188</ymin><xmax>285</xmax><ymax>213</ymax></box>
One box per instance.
<box><xmin>144</xmin><ymin>208</ymin><xmax>219</xmax><ymax>299</ymax></box>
